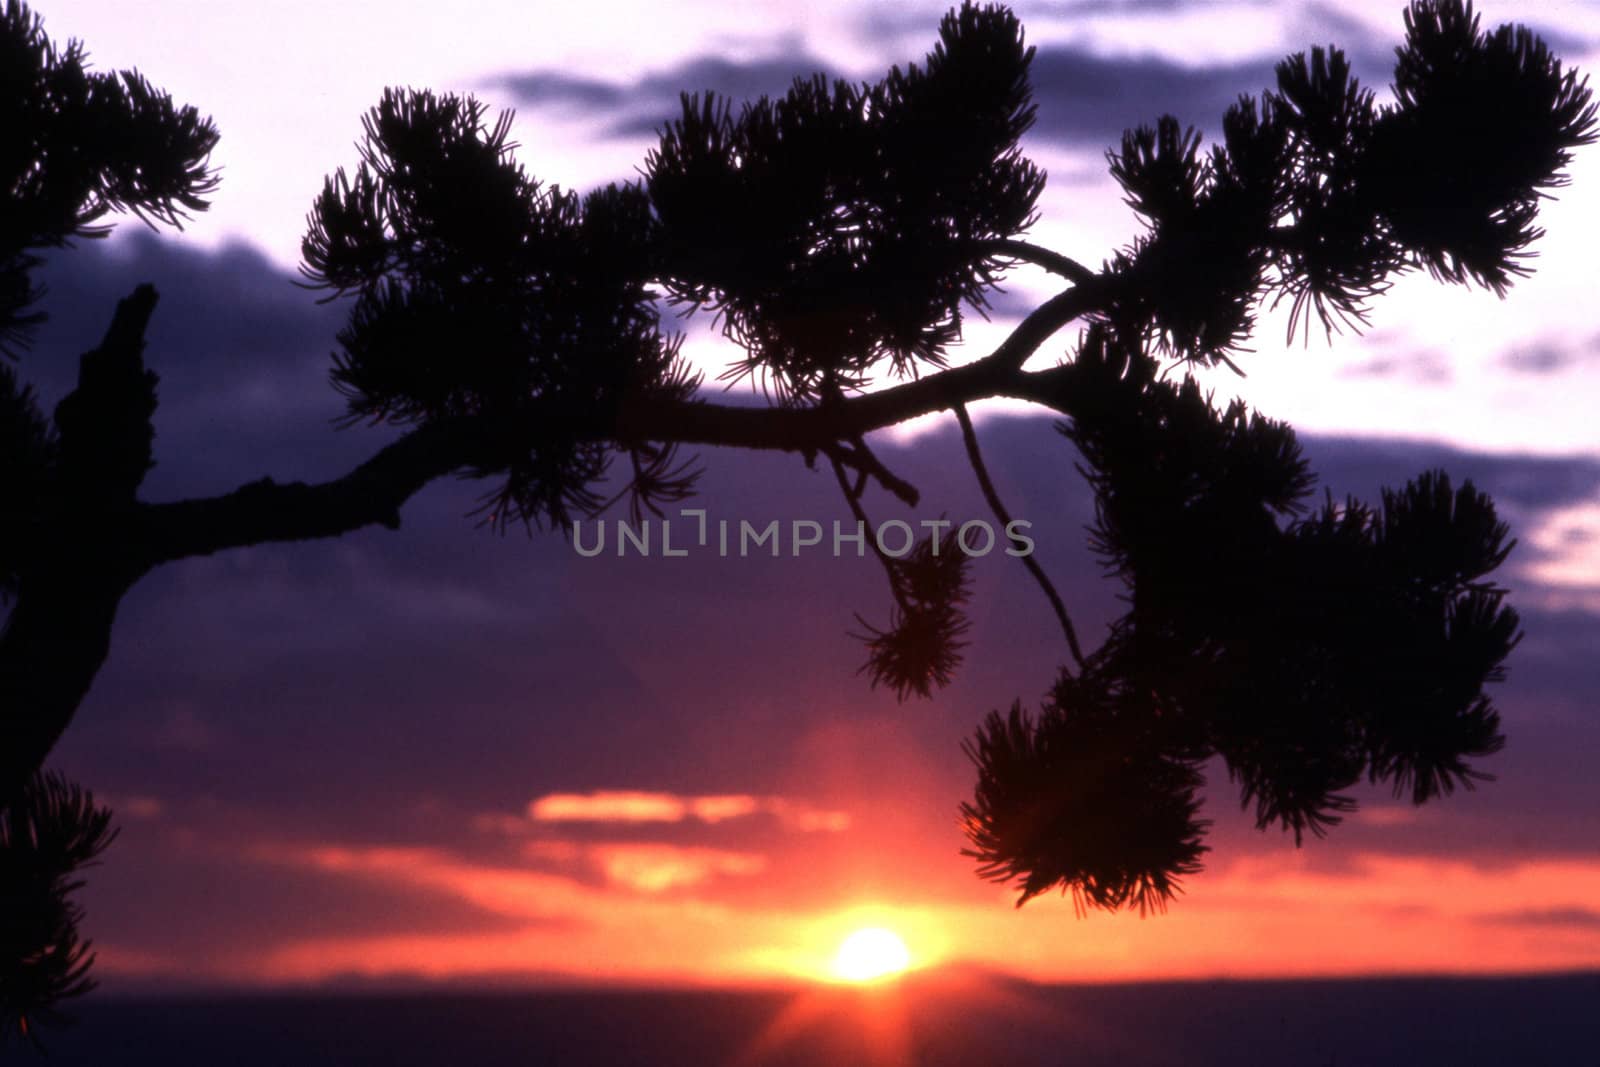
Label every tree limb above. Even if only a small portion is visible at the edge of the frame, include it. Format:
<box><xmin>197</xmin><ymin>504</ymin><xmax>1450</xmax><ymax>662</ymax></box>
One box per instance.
<box><xmin>137</xmin><ymin>288</ymin><xmax>1100</xmax><ymax>565</ymax></box>
<box><xmin>987</xmin><ymin>239</ymin><xmax>1097</xmax><ymax>285</ymax></box>
<box><xmin>135</xmin><ymin>416</ymin><xmax>493</xmax><ymax>564</ymax></box>
<box><xmin>954</xmin><ymin>403</ymin><xmax>1087</xmax><ymax>670</ymax></box>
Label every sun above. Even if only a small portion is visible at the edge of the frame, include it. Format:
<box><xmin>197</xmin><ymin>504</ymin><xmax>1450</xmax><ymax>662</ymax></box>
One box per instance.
<box><xmin>831</xmin><ymin>927</ymin><xmax>912</xmax><ymax>982</ymax></box>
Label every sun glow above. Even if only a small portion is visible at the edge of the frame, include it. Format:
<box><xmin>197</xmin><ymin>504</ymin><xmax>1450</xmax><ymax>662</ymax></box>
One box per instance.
<box><xmin>832</xmin><ymin>927</ymin><xmax>912</xmax><ymax>982</ymax></box>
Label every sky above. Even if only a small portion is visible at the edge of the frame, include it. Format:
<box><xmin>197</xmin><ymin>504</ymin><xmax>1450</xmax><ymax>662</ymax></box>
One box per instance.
<box><xmin>12</xmin><ymin>0</ymin><xmax>1600</xmax><ymax>992</ymax></box>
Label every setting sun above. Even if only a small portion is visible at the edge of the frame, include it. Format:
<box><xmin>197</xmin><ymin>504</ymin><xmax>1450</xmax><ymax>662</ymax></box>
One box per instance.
<box><xmin>832</xmin><ymin>928</ymin><xmax>912</xmax><ymax>982</ymax></box>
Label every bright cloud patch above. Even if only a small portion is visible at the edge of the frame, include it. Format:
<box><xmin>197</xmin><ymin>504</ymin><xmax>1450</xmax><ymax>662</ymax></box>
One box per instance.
<box><xmin>590</xmin><ymin>844</ymin><xmax>767</xmax><ymax>893</ymax></box>
<box><xmin>1520</xmin><ymin>500</ymin><xmax>1600</xmax><ymax>600</ymax></box>
<box><xmin>529</xmin><ymin>791</ymin><xmax>690</xmax><ymax>823</ymax></box>
<box><xmin>526</xmin><ymin>790</ymin><xmax>850</xmax><ymax>831</ymax></box>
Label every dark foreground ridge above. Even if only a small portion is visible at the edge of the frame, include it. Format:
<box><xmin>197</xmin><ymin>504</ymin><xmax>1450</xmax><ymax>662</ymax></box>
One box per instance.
<box><xmin>37</xmin><ymin>971</ymin><xmax>1600</xmax><ymax>1066</ymax></box>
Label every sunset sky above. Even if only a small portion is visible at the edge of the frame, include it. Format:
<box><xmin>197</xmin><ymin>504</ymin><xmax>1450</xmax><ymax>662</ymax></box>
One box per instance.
<box><xmin>17</xmin><ymin>0</ymin><xmax>1600</xmax><ymax>992</ymax></box>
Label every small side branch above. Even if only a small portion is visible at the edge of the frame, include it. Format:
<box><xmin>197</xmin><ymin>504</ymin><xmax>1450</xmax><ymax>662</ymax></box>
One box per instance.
<box><xmin>834</xmin><ymin>434</ymin><xmax>920</xmax><ymax>507</ymax></box>
<box><xmin>954</xmin><ymin>403</ymin><xmax>1087</xmax><ymax>670</ymax></box>
<box><xmin>825</xmin><ymin>446</ymin><xmax>907</xmax><ymax>609</ymax></box>
<box><xmin>988</xmin><ymin>239</ymin><xmax>1097</xmax><ymax>285</ymax></box>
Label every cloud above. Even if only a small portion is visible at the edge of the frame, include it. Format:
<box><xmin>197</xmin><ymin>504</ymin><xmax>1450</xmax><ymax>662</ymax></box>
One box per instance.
<box><xmin>489</xmin><ymin>3</ymin><xmax>1593</xmax><ymax>173</ymax></box>
<box><xmin>526</xmin><ymin>790</ymin><xmax>851</xmax><ymax>832</ymax></box>
<box><xmin>1513</xmin><ymin>499</ymin><xmax>1600</xmax><ymax>617</ymax></box>
<box><xmin>530</xmin><ymin>790</ymin><xmax>694</xmax><ymax>824</ymax></box>
<box><xmin>239</xmin><ymin>840</ymin><xmax>826</xmax><ymax>987</ymax></box>
<box><xmin>118</xmin><ymin>840</ymin><xmax>1600</xmax><ymax>988</ymax></box>
<box><xmin>85</xmin><ymin>834</ymin><xmax>535</xmax><ymax>975</ymax></box>
<box><xmin>587</xmin><ymin>843</ymin><xmax>766</xmax><ymax>893</ymax></box>
<box><xmin>1351</xmin><ymin>805</ymin><xmax>1420</xmax><ymax>828</ymax></box>
<box><xmin>1337</xmin><ymin>349</ymin><xmax>1454</xmax><ymax>385</ymax></box>
<box><xmin>1499</xmin><ymin>333</ymin><xmax>1600</xmax><ymax>376</ymax></box>
<box><xmin>490</xmin><ymin>28</ymin><xmax>1401</xmax><ymax>154</ymax></box>
<box><xmin>27</xmin><ymin>230</ymin><xmax>375</xmax><ymax>501</ymax></box>
<box><xmin>1476</xmin><ymin>907</ymin><xmax>1600</xmax><ymax>930</ymax></box>
<box><xmin>1024</xmin><ymin>47</ymin><xmax>1286</xmax><ymax>147</ymax></box>
<box><xmin>1300</xmin><ymin>435</ymin><xmax>1600</xmax><ymax>515</ymax></box>
<box><xmin>490</xmin><ymin>44</ymin><xmax>1285</xmax><ymax>149</ymax></box>
<box><xmin>105</xmin><ymin>794</ymin><xmax>164</xmax><ymax>820</ymax></box>
<box><xmin>489</xmin><ymin>52</ymin><xmax>844</xmax><ymax>140</ymax></box>
<box><xmin>285</xmin><ymin>844</ymin><xmax>605</xmax><ymax>924</ymax></box>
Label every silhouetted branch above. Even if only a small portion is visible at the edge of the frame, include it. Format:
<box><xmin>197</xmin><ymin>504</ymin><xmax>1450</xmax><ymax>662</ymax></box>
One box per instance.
<box><xmin>830</xmin><ymin>447</ymin><xmax>974</xmax><ymax>701</ymax></box>
<box><xmin>825</xmin><ymin>447</ymin><xmax>904</xmax><ymax>603</ymax></box>
<box><xmin>133</xmin><ymin>334</ymin><xmax>1092</xmax><ymax>571</ymax></box>
<box><xmin>987</xmin><ymin>239</ymin><xmax>1097</xmax><ymax>284</ymax></box>
<box><xmin>837</xmin><ymin>434</ymin><xmax>921</xmax><ymax>507</ymax></box>
<box><xmin>137</xmin><ymin>417</ymin><xmax>493</xmax><ymax>563</ymax></box>
<box><xmin>954</xmin><ymin>403</ymin><xmax>1086</xmax><ymax>670</ymax></box>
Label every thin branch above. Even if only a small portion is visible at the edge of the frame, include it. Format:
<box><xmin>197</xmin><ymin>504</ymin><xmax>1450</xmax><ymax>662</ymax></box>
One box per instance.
<box><xmin>617</xmin><ymin>348</ymin><xmax>1084</xmax><ymax>454</ymax></box>
<box><xmin>838</xmin><ymin>435</ymin><xmax>921</xmax><ymax>507</ymax></box>
<box><xmin>987</xmin><ymin>239</ymin><xmax>1097</xmax><ymax>285</ymax></box>
<box><xmin>954</xmin><ymin>403</ymin><xmax>1087</xmax><ymax>671</ymax></box>
<box><xmin>987</xmin><ymin>280</ymin><xmax>1108</xmax><ymax>372</ymax></box>
<box><xmin>825</xmin><ymin>447</ymin><xmax>907</xmax><ymax>612</ymax></box>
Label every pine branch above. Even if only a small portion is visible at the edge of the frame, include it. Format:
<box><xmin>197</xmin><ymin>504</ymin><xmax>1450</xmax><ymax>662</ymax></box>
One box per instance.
<box><xmin>954</xmin><ymin>403</ymin><xmax>1087</xmax><ymax>669</ymax></box>
<box><xmin>987</xmin><ymin>239</ymin><xmax>1097</xmax><ymax>284</ymax></box>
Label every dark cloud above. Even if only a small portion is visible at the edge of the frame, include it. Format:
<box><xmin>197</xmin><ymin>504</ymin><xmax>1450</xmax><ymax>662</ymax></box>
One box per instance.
<box><xmin>853</xmin><ymin>0</ymin><xmax>1273</xmax><ymax>50</ymax></box>
<box><xmin>28</xmin><ymin>231</ymin><xmax>382</xmax><ymax>500</ymax></box>
<box><xmin>491</xmin><ymin>44</ymin><xmax>1290</xmax><ymax>150</ymax></box>
<box><xmin>1476</xmin><ymin>907</ymin><xmax>1600</xmax><ymax>929</ymax></box>
<box><xmin>1025</xmin><ymin>48</ymin><xmax>1282</xmax><ymax>147</ymax></box>
<box><xmin>1337</xmin><ymin>349</ymin><xmax>1454</xmax><ymax>385</ymax></box>
<box><xmin>489</xmin><ymin>52</ymin><xmax>844</xmax><ymax>141</ymax></box>
<box><xmin>1033</xmin><ymin>0</ymin><xmax>1202</xmax><ymax>16</ymax></box>
<box><xmin>82</xmin><ymin>836</ymin><xmax>537</xmax><ymax>964</ymax></box>
<box><xmin>491</xmin><ymin>72</ymin><xmax>627</xmax><ymax>110</ymax></box>
<box><xmin>1298</xmin><ymin>435</ymin><xmax>1600</xmax><ymax>514</ymax></box>
<box><xmin>489</xmin><ymin>14</ymin><xmax>1419</xmax><ymax>155</ymax></box>
<box><xmin>1499</xmin><ymin>333</ymin><xmax>1600</xmax><ymax>375</ymax></box>
<box><xmin>490</xmin><ymin>4</ymin><xmax>1589</xmax><ymax>159</ymax></box>
<box><xmin>1011</xmin><ymin>21</ymin><xmax>1407</xmax><ymax>146</ymax></box>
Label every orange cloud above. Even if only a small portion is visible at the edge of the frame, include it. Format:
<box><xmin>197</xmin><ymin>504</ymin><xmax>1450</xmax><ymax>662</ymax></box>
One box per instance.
<box><xmin>590</xmin><ymin>844</ymin><xmax>767</xmax><ymax>893</ymax></box>
<box><xmin>690</xmin><ymin>795</ymin><xmax>762</xmax><ymax>823</ymax></box>
<box><xmin>525</xmin><ymin>790</ymin><xmax>851</xmax><ymax>832</ymax></box>
<box><xmin>1351</xmin><ymin>805</ymin><xmax>1422</xmax><ymax>827</ymax></box>
<box><xmin>110</xmin><ymin>794</ymin><xmax>164</xmax><ymax>819</ymax></box>
<box><xmin>529</xmin><ymin>790</ymin><xmax>689</xmax><ymax>823</ymax></box>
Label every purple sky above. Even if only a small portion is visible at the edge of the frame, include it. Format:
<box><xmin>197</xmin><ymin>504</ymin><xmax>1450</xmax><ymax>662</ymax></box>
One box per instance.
<box><xmin>12</xmin><ymin>0</ymin><xmax>1600</xmax><ymax>986</ymax></box>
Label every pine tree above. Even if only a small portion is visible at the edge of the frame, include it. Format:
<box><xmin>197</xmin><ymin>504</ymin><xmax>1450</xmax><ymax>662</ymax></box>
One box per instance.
<box><xmin>1</xmin><ymin>0</ymin><xmax>1593</xmax><ymax>1039</ymax></box>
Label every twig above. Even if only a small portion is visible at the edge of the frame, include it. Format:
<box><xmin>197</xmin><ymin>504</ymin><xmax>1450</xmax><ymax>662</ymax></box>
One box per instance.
<box><xmin>954</xmin><ymin>403</ymin><xmax>1087</xmax><ymax>670</ymax></box>
<box><xmin>840</xmin><ymin>433</ymin><xmax>921</xmax><ymax>507</ymax></box>
<box><xmin>826</xmin><ymin>446</ymin><xmax>908</xmax><ymax>612</ymax></box>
